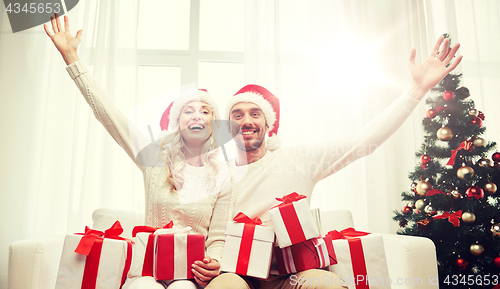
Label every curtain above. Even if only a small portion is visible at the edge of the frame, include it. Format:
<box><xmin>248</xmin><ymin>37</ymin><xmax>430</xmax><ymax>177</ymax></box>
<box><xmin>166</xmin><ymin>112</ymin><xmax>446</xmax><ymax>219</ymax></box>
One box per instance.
<box><xmin>0</xmin><ymin>0</ymin><xmax>140</xmax><ymax>286</ymax></box>
<box><xmin>241</xmin><ymin>0</ymin><xmax>500</xmax><ymax>234</ymax></box>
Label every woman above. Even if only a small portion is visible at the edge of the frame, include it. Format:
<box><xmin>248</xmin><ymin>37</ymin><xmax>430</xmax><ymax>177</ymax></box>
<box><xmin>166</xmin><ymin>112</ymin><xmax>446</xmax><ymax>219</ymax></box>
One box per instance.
<box><xmin>44</xmin><ymin>14</ymin><xmax>232</xmax><ymax>289</ymax></box>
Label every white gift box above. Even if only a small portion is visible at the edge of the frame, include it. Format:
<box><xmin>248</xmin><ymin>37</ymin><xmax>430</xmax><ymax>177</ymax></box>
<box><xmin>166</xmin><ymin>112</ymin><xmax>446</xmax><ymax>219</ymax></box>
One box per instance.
<box><xmin>269</xmin><ymin>197</ymin><xmax>320</xmax><ymax>248</ymax></box>
<box><xmin>55</xmin><ymin>234</ymin><xmax>130</xmax><ymax>289</ymax></box>
<box><xmin>128</xmin><ymin>232</ymin><xmax>153</xmax><ymax>277</ymax></box>
<box><xmin>220</xmin><ymin>221</ymin><xmax>275</xmax><ymax>279</ymax></box>
<box><xmin>328</xmin><ymin>234</ymin><xmax>391</xmax><ymax>289</ymax></box>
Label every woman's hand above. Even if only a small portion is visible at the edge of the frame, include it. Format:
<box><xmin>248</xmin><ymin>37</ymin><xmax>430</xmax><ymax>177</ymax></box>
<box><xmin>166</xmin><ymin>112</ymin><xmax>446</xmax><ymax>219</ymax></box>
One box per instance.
<box><xmin>191</xmin><ymin>256</ymin><xmax>220</xmax><ymax>287</ymax></box>
<box><xmin>44</xmin><ymin>13</ymin><xmax>82</xmax><ymax>65</ymax></box>
<box><xmin>407</xmin><ymin>35</ymin><xmax>463</xmax><ymax>100</ymax></box>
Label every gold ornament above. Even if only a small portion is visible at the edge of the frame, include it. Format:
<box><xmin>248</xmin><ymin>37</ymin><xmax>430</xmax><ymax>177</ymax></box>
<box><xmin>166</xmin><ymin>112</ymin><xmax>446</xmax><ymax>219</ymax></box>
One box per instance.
<box><xmin>478</xmin><ymin>157</ymin><xmax>492</xmax><ymax>167</ymax></box>
<box><xmin>491</xmin><ymin>223</ymin><xmax>500</xmax><ymax>237</ymax></box>
<box><xmin>415</xmin><ymin>199</ymin><xmax>426</xmax><ymax>210</ymax></box>
<box><xmin>457</xmin><ymin>166</ymin><xmax>475</xmax><ymax>180</ymax></box>
<box><xmin>416</xmin><ymin>181</ymin><xmax>432</xmax><ymax>196</ymax></box>
<box><xmin>473</xmin><ymin>137</ymin><xmax>486</xmax><ymax>147</ymax></box>
<box><xmin>469</xmin><ymin>108</ymin><xmax>478</xmax><ymax>116</ymax></box>
<box><xmin>462</xmin><ymin>212</ymin><xmax>476</xmax><ymax>223</ymax></box>
<box><xmin>485</xmin><ymin>183</ymin><xmax>498</xmax><ymax>195</ymax></box>
<box><xmin>437</xmin><ymin>127</ymin><xmax>453</xmax><ymax>141</ymax></box>
<box><xmin>470</xmin><ymin>244</ymin><xmax>484</xmax><ymax>256</ymax></box>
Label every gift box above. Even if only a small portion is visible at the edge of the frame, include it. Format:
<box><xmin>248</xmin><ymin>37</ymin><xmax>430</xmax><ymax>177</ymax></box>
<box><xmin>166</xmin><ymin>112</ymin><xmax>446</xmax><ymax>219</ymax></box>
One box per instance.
<box><xmin>220</xmin><ymin>212</ymin><xmax>275</xmax><ymax>279</ymax></box>
<box><xmin>269</xmin><ymin>192</ymin><xmax>320</xmax><ymax>248</ymax></box>
<box><xmin>128</xmin><ymin>221</ymin><xmax>173</xmax><ymax>278</ymax></box>
<box><xmin>55</xmin><ymin>221</ymin><xmax>133</xmax><ymax>289</ymax></box>
<box><xmin>327</xmin><ymin>228</ymin><xmax>391</xmax><ymax>289</ymax></box>
<box><xmin>275</xmin><ymin>235</ymin><xmax>337</xmax><ymax>274</ymax></box>
<box><xmin>153</xmin><ymin>226</ymin><xmax>205</xmax><ymax>281</ymax></box>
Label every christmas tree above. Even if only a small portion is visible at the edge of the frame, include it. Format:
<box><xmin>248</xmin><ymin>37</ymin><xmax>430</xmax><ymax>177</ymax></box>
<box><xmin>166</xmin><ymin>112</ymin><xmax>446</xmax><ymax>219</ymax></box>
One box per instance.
<box><xmin>393</xmin><ymin>37</ymin><xmax>500</xmax><ymax>288</ymax></box>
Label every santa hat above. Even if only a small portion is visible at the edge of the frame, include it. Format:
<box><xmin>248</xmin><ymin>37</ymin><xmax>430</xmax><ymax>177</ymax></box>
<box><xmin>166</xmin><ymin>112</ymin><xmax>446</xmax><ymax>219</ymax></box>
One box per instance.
<box><xmin>159</xmin><ymin>89</ymin><xmax>219</xmax><ymax>131</ymax></box>
<box><xmin>226</xmin><ymin>84</ymin><xmax>281</xmax><ymax>150</ymax></box>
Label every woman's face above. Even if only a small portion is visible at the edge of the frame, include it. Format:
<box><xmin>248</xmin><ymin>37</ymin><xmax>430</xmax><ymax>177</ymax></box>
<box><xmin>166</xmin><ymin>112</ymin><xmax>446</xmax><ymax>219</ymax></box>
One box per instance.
<box><xmin>178</xmin><ymin>101</ymin><xmax>214</xmax><ymax>147</ymax></box>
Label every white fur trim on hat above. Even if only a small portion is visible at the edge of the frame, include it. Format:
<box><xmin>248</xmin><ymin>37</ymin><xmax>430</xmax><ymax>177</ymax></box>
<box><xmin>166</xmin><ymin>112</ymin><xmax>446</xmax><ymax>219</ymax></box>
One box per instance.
<box><xmin>168</xmin><ymin>90</ymin><xmax>219</xmax><ymax>131</ymax></box>
<box><xmin>225</xmin><ymin>91</ymin><xmax>277</xmax><ymax>132</ymax></box>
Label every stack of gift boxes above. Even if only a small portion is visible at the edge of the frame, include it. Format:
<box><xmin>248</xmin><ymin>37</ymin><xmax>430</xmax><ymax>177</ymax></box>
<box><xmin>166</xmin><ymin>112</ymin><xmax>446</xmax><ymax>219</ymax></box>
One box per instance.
<box><xmin>53</xmin><ymin>192</ymin><xmax>390</xmax><ymax>289</ymax></box>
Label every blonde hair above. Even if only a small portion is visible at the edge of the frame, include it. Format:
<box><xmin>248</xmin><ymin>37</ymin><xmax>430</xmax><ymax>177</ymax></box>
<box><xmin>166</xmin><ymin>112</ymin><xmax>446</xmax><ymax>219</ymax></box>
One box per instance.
<box><xmin>161</xmin><ymin>109</ymin><xmax>220</xmax><ymax>193</ymax></box>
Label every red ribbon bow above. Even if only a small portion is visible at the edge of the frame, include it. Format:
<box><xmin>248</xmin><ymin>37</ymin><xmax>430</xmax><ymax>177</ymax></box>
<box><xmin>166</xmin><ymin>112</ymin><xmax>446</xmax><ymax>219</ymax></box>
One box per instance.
<box><xmin>326</xmin><ymin>227</ymin><xmax>370</xmax><ymax>240</ymax></box>
<box><xmin>233</xmin><ymin>212</ymin><xmax>262</xmax><ymax>225</ymax></box>
<box><xmin>426</xmin><ymin>189</ymin><xmax>446</xmax><ymax>196</ymax></box>
<box><xmin>447</xmin><ymin>140</ymin><xmax>473</xmax><ymax>166</ymax></box>
<box><xmin>276</xmin><ymin>192</ymin><xmax>307</xmax><ymax>204</ymax></box>
<box><xmin>132</xmin><ymin>221</ymin><xmax>174</xmax><ymax>237</ymax></box>
<box><xmin>433</xmin><ymin>210</ymin><xmax>462</xmax><ymax>227</ymax></box>
<box><xmin>75</xmin><ymin>221</ymin><xmax>127</xmax><ymax>256</ymax></box>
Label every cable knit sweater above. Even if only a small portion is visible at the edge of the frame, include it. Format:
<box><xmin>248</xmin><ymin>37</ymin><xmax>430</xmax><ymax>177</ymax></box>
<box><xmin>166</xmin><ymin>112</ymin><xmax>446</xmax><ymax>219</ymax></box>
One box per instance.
<box><xmin>228</xmin><ymin>91</ymin><xmax>421</xmax><ymax>225</ymax></box>
<box><xmin>66</xmin><ymin>61</ymin><xmax>232</xmax><ymax>261</ymax></box>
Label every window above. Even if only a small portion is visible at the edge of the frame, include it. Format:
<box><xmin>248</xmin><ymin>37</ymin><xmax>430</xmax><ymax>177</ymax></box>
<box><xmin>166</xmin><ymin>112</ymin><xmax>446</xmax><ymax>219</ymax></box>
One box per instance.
<box><xmin>137</xmin><ymin>0</ymin><xmax>246</xmax><ymax>102</ymax></box>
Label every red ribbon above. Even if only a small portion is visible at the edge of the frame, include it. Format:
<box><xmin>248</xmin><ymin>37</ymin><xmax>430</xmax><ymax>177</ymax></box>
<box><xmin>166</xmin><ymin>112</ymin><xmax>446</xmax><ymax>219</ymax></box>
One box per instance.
<box><xmin>447</xmin><ymin>140</ymin><xmax>473</xmax><ymax>166</ymax></box>
<box><xmin>274</xmin><ymin>192</ymin><xmax>307</xmax><ymax>207</ymax></box>
<box><xmin>233</xmin><ymin>213</ymin><xmax>261</xmax><ymax>275</ymax></box>
<box><xmin>434</xmin><ymin>105</ymin><xmax>444</xmax><ymax>112</ymax></box>
<box><xmin>327</xmin><ymin>228</ymin><xmax>370</xmax><ymax>289</ymax></box>
<box><xmin>233</xmin><ymin>212</ymin><xmax>262</xmax><ymax>225</ymax></box>
<box><xmin>132</xmin><ymin>221</ymin><xmax>174</xmax><ymax>277</ymax></box>
<box><xmin>75</xmin><ymin>221</ymin><xmax>133</xmax><ymax>289</ymax></box>
<box><xmin>433</xmin><ymin>210</ymin><xmax>462</xmax><ymax>227</ymax></box>
<box><xmin>326</xmin><ymin>228</ymin><xmax>370</xmax><ymax>240</ymax></box>
<box><xmin>426</xmin><ymin>189</ymin><xmax>446</xmax><ymax>196</ymax></box>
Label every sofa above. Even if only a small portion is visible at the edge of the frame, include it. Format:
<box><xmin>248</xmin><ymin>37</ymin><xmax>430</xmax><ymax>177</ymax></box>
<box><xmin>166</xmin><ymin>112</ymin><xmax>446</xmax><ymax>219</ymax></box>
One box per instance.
<box><xmin>8</xmin><ymin>208</ymin><xmax>438</xmax><ymax>289</ymax></box>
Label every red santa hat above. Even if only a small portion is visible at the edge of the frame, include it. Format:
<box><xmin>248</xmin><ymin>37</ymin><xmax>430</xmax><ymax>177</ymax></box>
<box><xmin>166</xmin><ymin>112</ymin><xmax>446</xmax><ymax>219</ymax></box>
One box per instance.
<box><xmin>226</xmin><ymin>84</ymin><xmax>281</xmax><ymax>150</ymax></box>
<box><xmin>159</xmin><ymin>89</ymin><xmax>219</xmax><ymax>131</ymax></box>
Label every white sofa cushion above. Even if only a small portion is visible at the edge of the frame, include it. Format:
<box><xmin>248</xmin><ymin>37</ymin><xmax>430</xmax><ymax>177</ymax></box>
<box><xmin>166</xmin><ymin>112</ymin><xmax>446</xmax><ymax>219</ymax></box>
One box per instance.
<box><xmin>92</xmin><ymin>208</ymin><xmax>145</xmax><ymax>238</ymax></box>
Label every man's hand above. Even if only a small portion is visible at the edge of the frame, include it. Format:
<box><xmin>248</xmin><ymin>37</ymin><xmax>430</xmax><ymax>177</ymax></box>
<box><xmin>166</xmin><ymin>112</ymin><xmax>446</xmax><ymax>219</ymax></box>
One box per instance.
<box><xmin>191</xmin><ymin>256</ymin><xmax>220</xmax><ymax>287</ymax></box>
<box><xmin>44</xmin><ymin>13</ymin><xmax>82</xmax><ymax>65</ymax></box>
<box><xmin>408</xmin><ymin>35</ymin><xmax>463</xmax><ymax>100</ymax></box>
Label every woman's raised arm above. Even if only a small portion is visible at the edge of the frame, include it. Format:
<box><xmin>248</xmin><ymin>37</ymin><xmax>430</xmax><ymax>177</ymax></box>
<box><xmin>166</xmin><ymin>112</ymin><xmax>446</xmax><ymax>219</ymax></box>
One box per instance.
<box><xmin>44</xmin><ymin>13</ymin><xmax>82</xmax><ymax>65</ymax></box>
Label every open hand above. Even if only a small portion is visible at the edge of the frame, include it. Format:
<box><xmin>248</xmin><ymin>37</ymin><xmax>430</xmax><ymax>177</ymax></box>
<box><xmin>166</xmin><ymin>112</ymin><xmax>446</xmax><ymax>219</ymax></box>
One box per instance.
<box><xmin>44</xmin><ymin>13</ymin><xmax>82</xmax><ymax>65</ymax></box>
<box><xmin>191</xmin><ymin>256</ymin><xmax>220</xmax><ymax>287</ymax></box>
<box><xmin>408</xmin><ymin>36</ymin><xmax>463</xmax><ymax>100</ymax></box>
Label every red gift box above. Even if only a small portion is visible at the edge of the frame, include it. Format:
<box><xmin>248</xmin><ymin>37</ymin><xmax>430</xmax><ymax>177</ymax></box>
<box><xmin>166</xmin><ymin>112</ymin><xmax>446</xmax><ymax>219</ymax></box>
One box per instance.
<box><xmin>153</xmin><ymin>229</ymin><xmax>205</xmax><ymax>281</ymax></box>
<box><xmin>275</xmin><ymin>236</ymin><xmax>337</xmax><ymax>274</ymax></box>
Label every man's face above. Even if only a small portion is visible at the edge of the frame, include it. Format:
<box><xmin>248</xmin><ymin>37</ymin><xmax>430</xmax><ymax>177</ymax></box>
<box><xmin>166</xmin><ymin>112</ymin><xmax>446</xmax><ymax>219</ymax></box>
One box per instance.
<box><xmin>229</xmin><ymin>102</ymin><xmax>268</xmax><ymax>152</ymax></box>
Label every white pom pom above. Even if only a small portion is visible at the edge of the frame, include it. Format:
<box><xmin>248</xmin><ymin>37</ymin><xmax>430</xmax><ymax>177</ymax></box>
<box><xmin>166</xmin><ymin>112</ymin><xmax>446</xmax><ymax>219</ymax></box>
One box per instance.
<box><xmin>266</xmin><ymin>135</ymin><xmax>281</xmax><ymax>151</ymax></box>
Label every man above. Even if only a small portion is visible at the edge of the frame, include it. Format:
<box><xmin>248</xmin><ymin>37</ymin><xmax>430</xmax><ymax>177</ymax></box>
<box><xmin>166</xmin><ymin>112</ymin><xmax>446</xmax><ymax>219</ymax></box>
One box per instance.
<box><xmin>201</xmin><ymin>36</ymin><xmax>462</xmax><ymax>289</ymax></box>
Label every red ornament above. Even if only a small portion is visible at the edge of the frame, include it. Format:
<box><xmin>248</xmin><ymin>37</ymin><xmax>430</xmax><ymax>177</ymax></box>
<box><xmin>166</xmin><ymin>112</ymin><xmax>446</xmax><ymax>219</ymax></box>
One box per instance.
<box><xmin>443</xmin><ymin>91</ymin><xmax>455</xmax><ymax>101</ymax></box>
<box><xmin>495</xmin><ymin>257</ymin><xmax>500</xmax><ymax>268</ymax></box>
<box><xmin>492</xmin><ymin>152</ymin><xmax>500</xmax><ymax>163</ymax></box>
<box><xmin>403</xmin><ymin>206</ymin><xmax>413</xmax><ymax>214</ymax></box>
<box><xmin>466</xmin><ymin>186</ymin><xmax>484</xmax><ymax>199</ymax></box>
<box><xmin>456</xmin><ymin>258</ymin><xmax>468</xmax><ymax>270</ymax></box>
<box><xmin>421</xmin><ymin>154</ymin><xmax>431</xmax><ymax>169</ymax></box>
<box><xmin>469</xmin><ymin>116</ymin><xmax>483</xmax><ymax>127</ymax></box>
<box><xmin>426</xmin><ymin>109</ymin><xmax>437</xmax><ymax>118</ymax></box>
<box><xmin>478</xmin><ymin>111</ymin><xmax>485</xmax><ymax>120</ymax></box>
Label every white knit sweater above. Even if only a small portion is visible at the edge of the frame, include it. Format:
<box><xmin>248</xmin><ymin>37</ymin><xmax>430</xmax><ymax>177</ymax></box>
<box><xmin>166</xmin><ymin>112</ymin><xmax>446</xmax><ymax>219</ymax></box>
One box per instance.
<box><xmin>66</xmin><ymin>61</ymin><xmax>232</xmax><ymax>261</ymax></box>
<box><xmin>228</xmin><ymin>91</ymin><xmax>420</xmax><ymax>225</ymax></box>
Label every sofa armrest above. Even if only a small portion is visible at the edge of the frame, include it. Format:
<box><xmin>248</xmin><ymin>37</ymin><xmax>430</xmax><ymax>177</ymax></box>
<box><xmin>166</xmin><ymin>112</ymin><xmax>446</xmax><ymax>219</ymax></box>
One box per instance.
<box><xmin>8</xmin><ymin>235</ymin><xmax>65</xmax><ymax>289</ymax></box>
<box><xmin>382</xmin><ymin>234</ymin><xmax>438</xmax><ymax>288</ymax></box>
